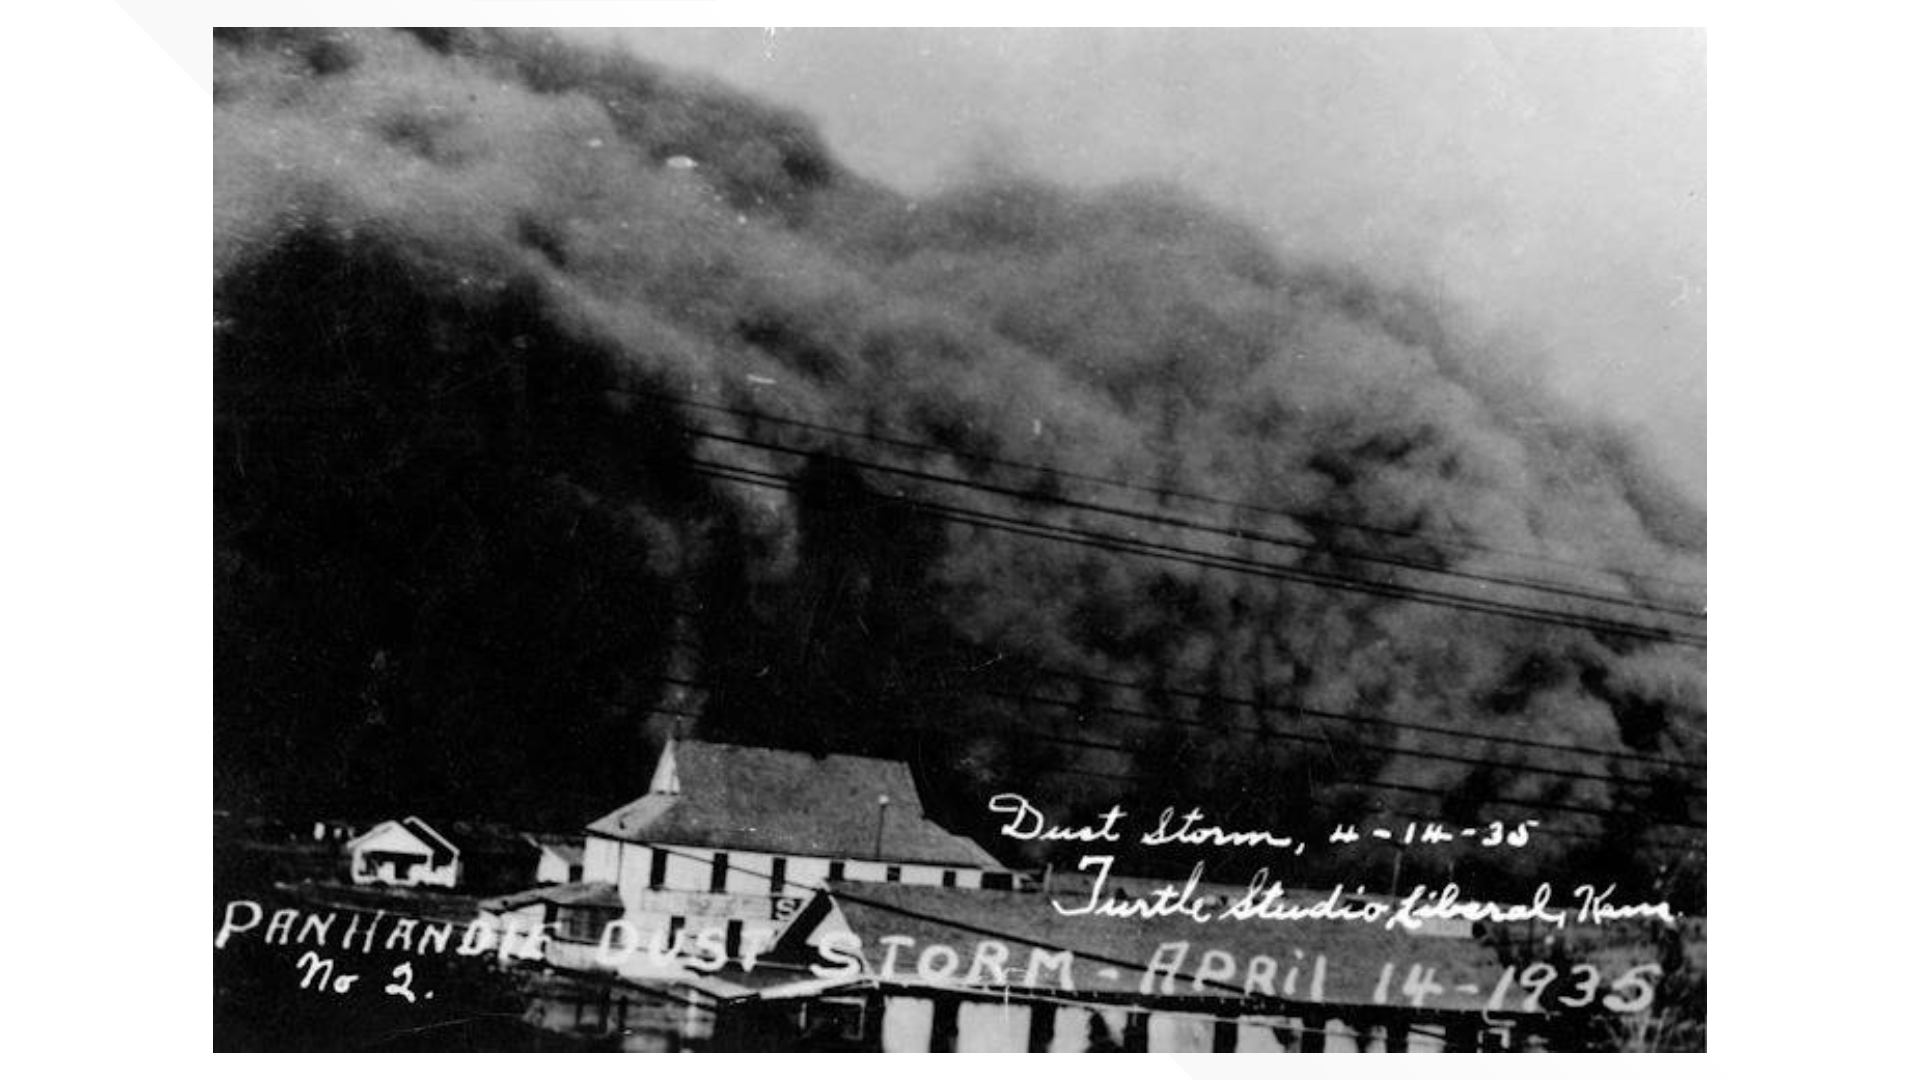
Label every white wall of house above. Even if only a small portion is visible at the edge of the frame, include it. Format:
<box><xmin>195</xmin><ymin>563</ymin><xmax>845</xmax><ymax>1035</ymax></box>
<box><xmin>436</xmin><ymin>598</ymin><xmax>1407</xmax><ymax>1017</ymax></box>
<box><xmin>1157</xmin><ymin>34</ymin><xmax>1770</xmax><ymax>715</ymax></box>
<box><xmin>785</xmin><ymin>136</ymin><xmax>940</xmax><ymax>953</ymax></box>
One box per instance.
<box><xmin>573</xmin><ymin>836</ymin><xmax>1002</xmax><ymax>976</ymax></box>
<box><xmin>535</xmin><ymin>847</ymin><xmax>581</xmax><ymax>884</ymax></box>
<box><xmin>785</xmin><ymin>856</ymin><xmax>833</xmax><ymax>891</ymax></box>
<box><xmin>958</xmin><ymin>1002</ymin><xmax>1032</xmax><ymax>1052</ymax></box>
<box><xmin>843</xmin><ymin>859</ymin><xmax>889</xmax><ymax>883</ymax></box>
<box><xmin>584</xmin><ymin>836</ymin><xmax>621</xmax><ymax>883</ymax></box>
<box><xmin>618</xmin><ymin>843</ymin><xmax>651</xmax><ymax>902</ymax></box>
<box><xmin>660</xmin><ymin>846</ymin><xmax>710</xmax><ymax>892</ymax></box>
<box><xmin>587</xmin><ymin>836</ymin><xmax>989</xmax><ymax>899</ymax></box>
<box><xmin>557</xmin><ymin>834</ymin><xmax>1003</xmax><ymax>978</ymax></box>
<box><xmin>409</xmin><ymin>861</ymin><xmax>458</xmax><ymax>889</ymax></box>
<box><xmin>729</xmin><ymin>851</ymin><xmax>775</xmax><ymax>893</ymax></box>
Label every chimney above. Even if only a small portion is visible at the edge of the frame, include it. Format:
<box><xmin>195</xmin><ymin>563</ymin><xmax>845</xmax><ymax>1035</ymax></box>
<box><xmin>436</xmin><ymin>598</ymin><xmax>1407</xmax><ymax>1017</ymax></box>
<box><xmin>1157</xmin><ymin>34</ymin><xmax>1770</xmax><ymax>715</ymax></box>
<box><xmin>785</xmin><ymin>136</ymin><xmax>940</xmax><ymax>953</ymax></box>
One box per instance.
<box><xmin>873</xmin><ymin>794</ymin><xmax>891</xmax><ymax>859</ymax></box>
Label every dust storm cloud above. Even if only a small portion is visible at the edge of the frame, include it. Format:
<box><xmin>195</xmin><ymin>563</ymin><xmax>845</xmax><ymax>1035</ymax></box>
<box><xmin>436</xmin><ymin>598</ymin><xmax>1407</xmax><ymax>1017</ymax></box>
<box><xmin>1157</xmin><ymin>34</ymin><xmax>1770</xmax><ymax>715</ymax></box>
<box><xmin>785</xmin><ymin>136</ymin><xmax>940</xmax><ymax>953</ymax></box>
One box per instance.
<box><xmin>214</xmin><ymin>28</ymin><xmax>1704</xmax><ymax>900</ymax></box>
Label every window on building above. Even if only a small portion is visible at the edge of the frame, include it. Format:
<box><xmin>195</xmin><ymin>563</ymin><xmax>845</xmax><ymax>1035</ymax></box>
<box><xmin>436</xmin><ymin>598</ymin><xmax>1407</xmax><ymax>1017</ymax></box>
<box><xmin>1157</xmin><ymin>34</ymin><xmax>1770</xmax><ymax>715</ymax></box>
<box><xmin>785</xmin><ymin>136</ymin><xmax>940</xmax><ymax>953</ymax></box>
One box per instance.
<box><xmin>557</xmin><ymin>905</ymin><xmax>612</xmax><ymax>942</ymax></box>
<box><xmin>941</xmin><ymin>870</ymin><xmax>958</xmax><ymax>887</ymax></box>
<box><xmin>800</xmin><ymin>999</ymin><xmax>868</xmax><ymax>1046</ymax></box>
<box><xmin>981</xmin><ymin>872</ymin><xmax>1013</xmax><ymax>891</ymax></box>
<box><xmin>828</xmin><ymin>860</ymin><xmax>846</xmax><ymax>882</ymax></box>
<box><xmin>724</xmin><ymin>919</ymin><xmax>743</xmax><ymax>959</ymax></box>
<box><xmin>568</xmin><ymin>863</ymin><xmax>583</xmax><ymax>883</ymax></box>
<box><xmin>667</xmin><ymin>915</ymin><xmax>685</xmax><ymax>949</ymax></box>
<box><xmin>709</xmin><ymin>851</ymin><xmax>730</xmax><ymax>893</ymax></box>
<box><xmin>770</xmin><ymin>857</ymin><xmax>787</xmax><ymax>896</ymax></box>
<box><xmin>648</xmin><ymin>848</ymin><xmax>667</xmax><ymax>890</ymax></box>
<box><xmin>885</xmin><ymin>865</ymin><xmax>902</xmax><ymax>883</ymax></box>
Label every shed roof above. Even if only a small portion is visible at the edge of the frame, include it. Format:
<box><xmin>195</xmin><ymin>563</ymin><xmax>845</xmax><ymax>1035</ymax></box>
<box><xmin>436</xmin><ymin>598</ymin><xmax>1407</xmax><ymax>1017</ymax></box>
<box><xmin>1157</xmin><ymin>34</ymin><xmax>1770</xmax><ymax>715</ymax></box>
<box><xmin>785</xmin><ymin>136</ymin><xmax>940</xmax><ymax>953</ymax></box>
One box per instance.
<box><xmin>481</xmin><ymin>880</ymin><xmax>623</xmax><ymax>914</ymax></box>
<box><xmin>346</xmin><ymin>817</ymin><xmax>460</xmax><ymax>862</ymax></box>
<box><xmin>437</xmin><ymin>820</ymin><xmax>541</xmax><ymax>859</ymax></box>
<box><xmin>776</xmin><ymin>881</ymin><xmax>1558</xmax><ymax>1014</ymax></box>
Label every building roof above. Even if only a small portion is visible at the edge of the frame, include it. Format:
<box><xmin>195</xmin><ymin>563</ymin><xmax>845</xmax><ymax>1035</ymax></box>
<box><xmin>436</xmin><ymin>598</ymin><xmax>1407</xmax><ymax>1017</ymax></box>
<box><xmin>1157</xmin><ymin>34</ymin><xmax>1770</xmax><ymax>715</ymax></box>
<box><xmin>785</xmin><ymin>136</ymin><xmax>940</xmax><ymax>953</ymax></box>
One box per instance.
<box><xmin>773</xmin><ymin>881</ymin><xmax>1570</xmax><ymax>1014</ymax></box>
<box><xmin>585</xmin><ymin>739</ymin><xmax>1001</xmax><ymax>868</ymax></box>
<box><xmin>346</xmin><ymin>817</ymin><xmax>460</xmax><ymax>864</ymax></box>
<box><xmin>401</xmin><ymin>816</ymin><xmax>459</xmax><ymax>860</ymax></box>
<box><xmin>284</xmin><ymin>880</ymin><xmax>486</xmax><ymax>924</ymax></box>
<box><xmin>481</xmin><ymin>880</ymin><xmax>623</xmax><ymax>914</ymax></box>
<box><xmin>537</xmin><ymin>841</ymin><xmax>584</xmax><ymax>865</ymax></box>
<box><xmin>436</xmin><ymin>820</ymin><xmax>541</xmax><ymax>859</ymax></box>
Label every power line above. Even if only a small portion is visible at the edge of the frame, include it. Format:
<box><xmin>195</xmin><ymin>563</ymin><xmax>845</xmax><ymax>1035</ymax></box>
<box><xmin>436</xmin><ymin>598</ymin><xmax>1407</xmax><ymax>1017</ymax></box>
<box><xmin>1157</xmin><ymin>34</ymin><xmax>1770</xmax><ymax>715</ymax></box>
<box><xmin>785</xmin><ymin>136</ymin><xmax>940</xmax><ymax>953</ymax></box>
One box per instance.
<box><xmin>682</xmin><ymin>458</ymin><xmax>1706</xmax><ymax>648</ymax></box>
<box><xmin>1030</xmin><ymin>665</ymin><xmax>1705</xmax><ymax>774</ymax></box>
<box><xmin>973</xmin><ymin>684</ymin><xmax>1705</xmax><ymax>796</ymax></box>
<box><xmin>1079</xmin><ymin>742</ymin><xmax>1697</xmax><ymax>828</ymax></box>
<box><xmin>224</xmin><ymin>379</ymin><xmax>1707</xmax><ymax>604</ymax></box>
<box><xmin>228</xmin><ymin>376</ymin><xmax>1710</xmax><ymax>758</ymax></box>
<box><xmin>661</xmin><ymin>606</ymin><xmax>1704</xmax><ymax>776</ymax></box>
<box><xmin>679</xmin><ymin>422</ymin><xmax>1704</xmax><ymax>621</ymax></box>
<box><xmin>619</xmin><ymin>387</ymin><xmax>1707</xmax><ymax>595</ymax></box>
<box><xmin>680</xmin><ymin>456</ymin><xmax>1704</xmax><ymax>647</ymax></box>
<box><xmin>954</xmin><ymin>720</ymin><xmax>1705</xmax><ymax>833</ymax></box>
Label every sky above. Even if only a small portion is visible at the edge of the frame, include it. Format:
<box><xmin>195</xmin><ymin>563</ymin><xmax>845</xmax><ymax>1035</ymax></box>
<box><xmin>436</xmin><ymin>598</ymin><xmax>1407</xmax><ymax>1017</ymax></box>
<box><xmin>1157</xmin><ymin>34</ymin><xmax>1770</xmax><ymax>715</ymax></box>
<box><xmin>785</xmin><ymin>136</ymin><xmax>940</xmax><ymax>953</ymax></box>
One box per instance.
<box><xmin>579</xmin><ymin>27</ymin><xmax>1706</xmax><ymax>500</ymax></box>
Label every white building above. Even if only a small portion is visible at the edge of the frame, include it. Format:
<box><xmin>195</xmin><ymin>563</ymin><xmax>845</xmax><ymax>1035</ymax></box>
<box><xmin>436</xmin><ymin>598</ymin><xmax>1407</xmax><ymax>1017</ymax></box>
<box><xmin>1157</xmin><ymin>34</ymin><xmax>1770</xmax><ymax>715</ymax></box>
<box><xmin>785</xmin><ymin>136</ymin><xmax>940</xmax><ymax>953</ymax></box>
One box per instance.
<box><xmin>346</xmin><ymin>816</ymin><xmax>543</xmax><ymax>891</ymax></box>
<box><xmin>567</xmin><ymin>738</ymin><xmax>1011</xmax><ymax>971</ymax></box>
<box><xmin>345</xmin><ymin>816</ymin><xmax>460</xmax><ymax>888</ymax></box>
<box><xmin>722</xmin><ymin>880</ymin><xmax>1529</xmax><ymax>1052</ymax></box>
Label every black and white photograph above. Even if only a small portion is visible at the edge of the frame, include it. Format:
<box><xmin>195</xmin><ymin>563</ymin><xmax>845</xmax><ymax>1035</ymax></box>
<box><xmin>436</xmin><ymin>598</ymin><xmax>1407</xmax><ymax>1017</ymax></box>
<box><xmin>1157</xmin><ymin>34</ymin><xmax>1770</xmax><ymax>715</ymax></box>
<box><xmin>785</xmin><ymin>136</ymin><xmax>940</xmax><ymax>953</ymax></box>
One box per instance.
<box><xmin>205</xmin><ymin>24</ymin><xmax>1708</xmax><ymax>1052</ymax></box>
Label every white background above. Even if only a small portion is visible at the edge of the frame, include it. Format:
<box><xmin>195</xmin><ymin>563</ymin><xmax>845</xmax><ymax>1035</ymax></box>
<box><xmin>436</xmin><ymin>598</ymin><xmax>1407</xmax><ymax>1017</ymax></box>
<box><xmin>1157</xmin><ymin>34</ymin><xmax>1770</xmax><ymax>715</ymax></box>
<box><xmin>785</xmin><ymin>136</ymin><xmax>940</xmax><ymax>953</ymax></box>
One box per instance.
<box><xmin>3</xmin><ymin>1</ymin><xmax>1913</xmax><ymax>1070</ymax></box>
